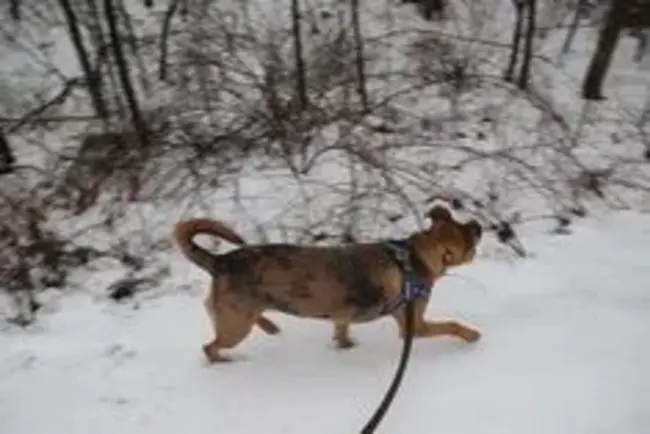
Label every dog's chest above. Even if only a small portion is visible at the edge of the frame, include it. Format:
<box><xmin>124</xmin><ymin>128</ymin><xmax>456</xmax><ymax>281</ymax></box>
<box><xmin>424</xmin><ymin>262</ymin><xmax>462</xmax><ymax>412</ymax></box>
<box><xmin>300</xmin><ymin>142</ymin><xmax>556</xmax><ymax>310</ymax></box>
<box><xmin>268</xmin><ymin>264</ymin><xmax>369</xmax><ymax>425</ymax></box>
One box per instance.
<box><xmin>323</xmin><ymin>248</ymin><xmax>397</xmax><ymax>319</ymax></box>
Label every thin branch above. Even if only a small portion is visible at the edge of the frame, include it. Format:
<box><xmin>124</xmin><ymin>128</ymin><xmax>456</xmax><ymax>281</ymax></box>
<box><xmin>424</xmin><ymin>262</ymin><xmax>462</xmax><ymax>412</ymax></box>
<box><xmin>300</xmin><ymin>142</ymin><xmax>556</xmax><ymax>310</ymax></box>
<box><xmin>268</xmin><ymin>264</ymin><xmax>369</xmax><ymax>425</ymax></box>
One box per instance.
<box><xmin>158</xmin><ymin>0</ymin><xmax>180</xmax><ymax>81</ymax></box>
<box><xmin>6</xmin><ymin>79</ymin><xmax>83</xmax><ymax>134</ymax></box>
<box><xmin>351</xmin><ymin>0</ymin><xmax>370</xmax><ymax>113</ymax></box>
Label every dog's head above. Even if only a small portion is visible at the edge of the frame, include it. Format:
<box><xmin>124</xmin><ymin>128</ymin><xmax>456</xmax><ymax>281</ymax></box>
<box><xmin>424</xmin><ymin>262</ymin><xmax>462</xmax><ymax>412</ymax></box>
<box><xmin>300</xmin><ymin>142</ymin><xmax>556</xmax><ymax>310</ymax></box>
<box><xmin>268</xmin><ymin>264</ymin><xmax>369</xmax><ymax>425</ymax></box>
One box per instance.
<box><xmin>413</xmin><ymin>205</ymin><xmax>482</xmax><ymax>275</ymax></box>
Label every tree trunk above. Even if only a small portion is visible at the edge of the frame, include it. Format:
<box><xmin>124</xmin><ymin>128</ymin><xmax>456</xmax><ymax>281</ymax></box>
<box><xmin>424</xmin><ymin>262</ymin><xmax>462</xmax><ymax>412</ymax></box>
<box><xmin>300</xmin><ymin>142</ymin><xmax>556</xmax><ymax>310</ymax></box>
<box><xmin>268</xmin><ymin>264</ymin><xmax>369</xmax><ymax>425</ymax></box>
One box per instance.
<box><xmin>560</xmin><ymin>0</ymin><xmax>586</xmax><ymax>57</ymax></box>
<box><xmin>291</xmin><ymin>0</ymin><xmax>308</xmax><ymax>109</ymax></box>
<box><xmin>422</xmin><ymin>0</ymin><xmax>445</xmax><ymax>21</ymax></box>
<box><xmin>86</xmin><ymin>0</ymin><xmax>126</xmax><ymax>116</ymax></box>
<box><xmin>158</xmin><ymin>0</ymin><xmax>180</xmax><ymax>81</ymax></box>
<box><xmin>104</xmin><ymin>0</ymin><xmax>148</xmax><ymax>146</ymax></box>
<box><xmin>117</xmin><ymin>3</ymin><xmax>151</xmax><ymax>96</ymax></box>
<box><xmin>0</xmin><ymin>132</ymin><xmax>16</xmax><ymax>174</ymax></box>
<box><xmin>582</xmin><ymin>0</ymin><xmax>627</xmax><ymax>100</ymax></box>
<box><xmin>632</xmin><ymin>30</ymin><xmax>648</xmax><ymax>63</ymax></box>
<box><xmin>351</xmin><ymin>0</ymin><xmax>369</xmax><ymax>113</ymax></box>
<box><xmin>58</xmin><ymin>0</ymin><xmax>109</xmax><ymax>119</ymax></box>
<box><xmin>10</xmin><ymin>0</ymin><xmax>21</xmax><ymax>20</ymax></box>
<box><xmin>517</xmin><ymin>0</ymin><xmax>537</xmax><ymax>89</ymax></box>
<box><xmin>504</xmin><ymin>0</ymin><xmax>525</xmax><ymax>82</ymax></box>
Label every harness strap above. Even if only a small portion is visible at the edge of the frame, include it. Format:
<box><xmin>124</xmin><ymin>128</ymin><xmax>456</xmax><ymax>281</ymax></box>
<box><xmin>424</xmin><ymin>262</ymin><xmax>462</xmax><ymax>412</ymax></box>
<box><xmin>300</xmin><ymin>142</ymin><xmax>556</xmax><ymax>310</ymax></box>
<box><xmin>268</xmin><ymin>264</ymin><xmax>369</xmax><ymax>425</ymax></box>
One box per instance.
<box><xmin>380</xmin><ymin>240</ymin><xmax>432</xmax><ymax>316</ymax></box>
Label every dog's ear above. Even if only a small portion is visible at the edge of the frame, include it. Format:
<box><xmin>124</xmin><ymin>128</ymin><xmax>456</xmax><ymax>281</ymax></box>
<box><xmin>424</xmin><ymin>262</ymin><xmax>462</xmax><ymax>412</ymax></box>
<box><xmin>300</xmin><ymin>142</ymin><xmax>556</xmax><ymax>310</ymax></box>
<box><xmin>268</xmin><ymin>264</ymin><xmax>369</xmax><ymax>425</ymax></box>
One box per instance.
<box><xmin>427</xmin><ymin>205</ymin><xmax>452</xmax><ymax>223</ymax></box>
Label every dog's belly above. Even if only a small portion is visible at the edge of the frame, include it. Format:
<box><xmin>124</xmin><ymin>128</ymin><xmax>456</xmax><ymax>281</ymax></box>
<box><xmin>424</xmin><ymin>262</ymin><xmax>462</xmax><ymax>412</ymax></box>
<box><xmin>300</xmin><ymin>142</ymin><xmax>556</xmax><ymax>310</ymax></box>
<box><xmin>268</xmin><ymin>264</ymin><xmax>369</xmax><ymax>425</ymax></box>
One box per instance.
<box><xmin>259</xmin><ymin>279</ymin><xmax>389</xmax><ymax>323</ymax></box>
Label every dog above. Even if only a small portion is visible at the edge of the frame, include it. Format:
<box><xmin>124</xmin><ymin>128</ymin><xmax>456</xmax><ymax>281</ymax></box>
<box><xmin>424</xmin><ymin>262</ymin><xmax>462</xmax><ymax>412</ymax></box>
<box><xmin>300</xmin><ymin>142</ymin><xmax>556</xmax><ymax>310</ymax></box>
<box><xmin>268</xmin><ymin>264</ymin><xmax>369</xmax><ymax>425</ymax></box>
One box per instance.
<box><xmin>173</xmin><ymin>204</ymin><xmax>483</xmax><ymax>363</ymax></box>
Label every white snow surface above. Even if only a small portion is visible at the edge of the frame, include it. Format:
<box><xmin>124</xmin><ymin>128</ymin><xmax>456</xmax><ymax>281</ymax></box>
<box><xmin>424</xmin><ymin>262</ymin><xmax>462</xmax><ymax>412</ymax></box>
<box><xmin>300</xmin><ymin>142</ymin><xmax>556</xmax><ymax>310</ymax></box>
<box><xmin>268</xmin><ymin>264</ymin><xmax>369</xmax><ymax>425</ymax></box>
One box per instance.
<box><xmin>2</xmin><ymin>210</ymin><xmax>650</xmax><ymax>434</ymax></box>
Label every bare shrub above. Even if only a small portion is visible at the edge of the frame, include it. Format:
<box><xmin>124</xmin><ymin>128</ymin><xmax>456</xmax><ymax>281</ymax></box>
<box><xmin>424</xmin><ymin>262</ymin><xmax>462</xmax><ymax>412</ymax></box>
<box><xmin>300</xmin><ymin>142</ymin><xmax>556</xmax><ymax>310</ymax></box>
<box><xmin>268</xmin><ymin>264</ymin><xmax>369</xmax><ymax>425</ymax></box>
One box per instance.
<box><xmin>46</xmin><ymin>109</ymin><xmax>175</xmax><ymax>214</ymax></box>
<box><xmin>0</xmin><ymin>169</ymin><xmax>92</xmax><ymax>326</ymax></box>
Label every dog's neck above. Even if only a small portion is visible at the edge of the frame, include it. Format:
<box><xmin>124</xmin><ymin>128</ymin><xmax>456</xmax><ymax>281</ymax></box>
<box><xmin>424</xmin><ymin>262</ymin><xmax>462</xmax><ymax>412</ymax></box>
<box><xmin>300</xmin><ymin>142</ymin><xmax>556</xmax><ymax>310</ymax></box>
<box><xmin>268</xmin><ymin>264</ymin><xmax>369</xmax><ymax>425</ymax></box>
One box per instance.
<box><xmin>407</xmin><ymin>233</ymin><xmax>446</xmax><ymax>281</ymax></box>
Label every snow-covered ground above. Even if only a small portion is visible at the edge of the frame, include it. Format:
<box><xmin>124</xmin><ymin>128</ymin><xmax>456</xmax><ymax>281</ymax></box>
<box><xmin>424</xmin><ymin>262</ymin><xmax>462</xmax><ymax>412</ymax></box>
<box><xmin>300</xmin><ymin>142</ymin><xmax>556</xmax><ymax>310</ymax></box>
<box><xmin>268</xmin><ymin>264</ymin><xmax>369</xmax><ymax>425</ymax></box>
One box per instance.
<box><xmin>2</xmin><ymin>209</ymin><xmax>649</xmax><ymax>434</ymax></box>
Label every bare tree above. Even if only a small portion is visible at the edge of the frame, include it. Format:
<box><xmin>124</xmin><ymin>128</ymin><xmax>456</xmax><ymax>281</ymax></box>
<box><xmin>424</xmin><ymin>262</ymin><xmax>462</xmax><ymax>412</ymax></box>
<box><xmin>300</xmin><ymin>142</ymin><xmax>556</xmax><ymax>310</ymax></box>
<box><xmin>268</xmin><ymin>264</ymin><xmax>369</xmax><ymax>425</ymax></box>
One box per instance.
<box><xmin>517</xmin><ymin>0</ymin><xmax>537</xmax><ymax>89</ymax></box>
<box><xmin>10</xmin><ymin>0</ymin><xmax>21</xmax><ymax>20</ymax></box>
<box><xmin>0</xmin><ymin>132</ymin><xmax>16</xmax><ymax>174</ymax></box>
<box><xmin>422</xmin><ymin>0</ymin><xmax>446</xmax><ymax>20</ymax></box>
<box><xmin>562</xmin><ymin>0</ymin><xmax>650</xmax><ymax>64</ymax></box>
<box><xmin>582</xmin><ymin>0</ymin><xmax>627</xmax><ymax>100</ymax></box>
<box><xmin>58</xmin><ymin>0</ymin><xmax>110</xmax><ymax>119</ymax></box>
<box><xmin>627</xmin><ymin>1</ymin><xmax>650</xmax><ymax>63</ymax></box>
<box><xmin>504</xmin><ymin>0</ymin><xmax>525</xmax><ymax>82</ymax></box>
<box><xmin>631</xmin><ymin>29</ymin><xmax>648</xmax><ymax>62</ymax></box>
<box><xmin>104</xmin><ymin>0</ymin><xmax>148</xmax><ymax>146</ymax></box>
<box><xmin>351</xmin><ymin>0</ymin><xmax>369</xmax><ymax>113</ymax></box>
<box><xmin>504</xmin><ymin>0</ymin><xmax>537</xmax><ymax>90</ymax></box>
<box><xmin>560</xmin><ymin>0</ymin><xmax>587</xmax><ymax>57</ymax></box>
<box><xmin>291</xmin><ymin>0</ymin><xmax>308</xmax><ymax>109</ymax></box>
<box><xmin>402</xmin><ymin>0</ymin><xmax>446</xmax><ymax>20</ymax></box>
<box><xmin>158</xmin><ymin>0</ymin><xmax>181</xmax><ymax>81</ymax></box>
<box><xmin>116</xmin><ymin>3</ymin><xmax>151</xmax><ymax>96</ymax></box>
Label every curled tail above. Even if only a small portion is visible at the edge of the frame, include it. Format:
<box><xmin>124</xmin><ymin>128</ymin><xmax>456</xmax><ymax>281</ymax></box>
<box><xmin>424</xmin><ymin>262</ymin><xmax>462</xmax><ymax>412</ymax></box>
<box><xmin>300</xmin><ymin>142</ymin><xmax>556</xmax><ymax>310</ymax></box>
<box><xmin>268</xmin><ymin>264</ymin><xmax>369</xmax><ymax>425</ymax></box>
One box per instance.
<box><xmin>172</xmin><ymin>218</ymin><xmax>246</xmax><ymax>275</ymax></box>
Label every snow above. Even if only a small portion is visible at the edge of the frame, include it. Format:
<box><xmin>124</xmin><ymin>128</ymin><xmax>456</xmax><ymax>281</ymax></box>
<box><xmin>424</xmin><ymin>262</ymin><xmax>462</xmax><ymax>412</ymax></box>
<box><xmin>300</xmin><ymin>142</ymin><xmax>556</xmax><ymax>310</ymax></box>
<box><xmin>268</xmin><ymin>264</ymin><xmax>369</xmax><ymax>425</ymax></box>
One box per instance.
<box><xmin>2</xmin><ymin>209</ymin><xmax>650</xmax><ymax>434</ymax></box>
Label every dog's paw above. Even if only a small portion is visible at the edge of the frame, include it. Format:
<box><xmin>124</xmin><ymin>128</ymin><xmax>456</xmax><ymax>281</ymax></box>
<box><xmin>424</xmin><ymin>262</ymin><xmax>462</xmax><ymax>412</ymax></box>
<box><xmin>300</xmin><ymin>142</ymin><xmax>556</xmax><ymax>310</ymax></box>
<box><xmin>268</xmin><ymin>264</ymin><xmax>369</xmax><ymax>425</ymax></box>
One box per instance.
<box><xmin>333</xmin><ymin>337</ymin><xmax>357</xmax><ymax>350</ymax></box>
<box><xmin>202</xmin><ymin>343</ymin><xmax>234</xmax><ymax>363</ymax></box>
<box><xmin>455</xmin><ymin>325</ymin><xmax>482</xmax><ymax>343</ymax></box>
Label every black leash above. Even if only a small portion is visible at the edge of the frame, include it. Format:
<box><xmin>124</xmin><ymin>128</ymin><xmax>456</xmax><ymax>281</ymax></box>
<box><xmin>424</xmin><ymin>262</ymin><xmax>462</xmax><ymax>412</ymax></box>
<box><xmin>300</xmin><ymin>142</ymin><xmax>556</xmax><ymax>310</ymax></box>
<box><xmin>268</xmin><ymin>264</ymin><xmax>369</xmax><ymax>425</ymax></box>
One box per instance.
<box><xmin>357</xmin><ymin>240</ymin><xmax>430</xmax><ymax>433</ymax></box>
<box><xmin>360</xmin><ymin>297</ymin><xmax>416</xmax><ymax>434</ymax></box>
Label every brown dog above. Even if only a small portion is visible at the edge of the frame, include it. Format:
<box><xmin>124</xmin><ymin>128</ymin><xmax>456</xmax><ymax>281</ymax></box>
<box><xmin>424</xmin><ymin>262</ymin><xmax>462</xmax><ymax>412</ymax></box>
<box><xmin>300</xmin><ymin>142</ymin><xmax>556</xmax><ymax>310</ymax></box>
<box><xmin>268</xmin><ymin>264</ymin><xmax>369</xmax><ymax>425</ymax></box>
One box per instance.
<box><xmin>173</xmin><ymin>205</ymin><xmax>483</xmax><ymax>363</ymax></box>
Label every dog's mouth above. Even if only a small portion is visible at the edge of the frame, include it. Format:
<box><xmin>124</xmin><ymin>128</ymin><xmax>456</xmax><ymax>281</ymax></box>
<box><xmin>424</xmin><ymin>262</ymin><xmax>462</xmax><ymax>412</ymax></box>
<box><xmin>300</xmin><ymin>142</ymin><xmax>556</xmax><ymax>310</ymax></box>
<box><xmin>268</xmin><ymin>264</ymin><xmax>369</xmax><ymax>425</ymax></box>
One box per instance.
<box><xmin>463</xmin><ymin>247</ymin><xmax>477</xmax><ymax>264</ymax></box>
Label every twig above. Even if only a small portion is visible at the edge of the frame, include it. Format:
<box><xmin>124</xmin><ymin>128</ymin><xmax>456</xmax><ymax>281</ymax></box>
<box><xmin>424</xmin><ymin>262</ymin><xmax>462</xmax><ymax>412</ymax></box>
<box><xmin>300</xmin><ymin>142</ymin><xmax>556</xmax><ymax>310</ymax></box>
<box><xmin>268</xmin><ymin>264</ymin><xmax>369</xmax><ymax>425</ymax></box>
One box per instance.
<box><xmin>6</xmin><ymin>78</ymin><xmax>82</xmax><ymax>134</ymax></box>
<box><xmin>158</xmin><ymin>0</ymin><xmax>180</xmax><ymax>81</ymax></box>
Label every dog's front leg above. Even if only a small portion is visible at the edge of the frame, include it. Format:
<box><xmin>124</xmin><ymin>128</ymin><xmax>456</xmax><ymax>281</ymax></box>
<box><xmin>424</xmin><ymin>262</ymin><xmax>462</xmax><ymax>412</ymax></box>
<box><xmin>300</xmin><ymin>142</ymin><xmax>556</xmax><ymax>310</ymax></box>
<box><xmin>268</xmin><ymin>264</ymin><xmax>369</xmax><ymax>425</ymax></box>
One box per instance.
<box><xmin>415</xmin><ymin>320</ymin><xmax>481</xmax><ymax>342</ymax></box>
<box><xmin>391</xmin><ymin>302</ymin><xmax>481</xmax><ymax>343</ymax></box>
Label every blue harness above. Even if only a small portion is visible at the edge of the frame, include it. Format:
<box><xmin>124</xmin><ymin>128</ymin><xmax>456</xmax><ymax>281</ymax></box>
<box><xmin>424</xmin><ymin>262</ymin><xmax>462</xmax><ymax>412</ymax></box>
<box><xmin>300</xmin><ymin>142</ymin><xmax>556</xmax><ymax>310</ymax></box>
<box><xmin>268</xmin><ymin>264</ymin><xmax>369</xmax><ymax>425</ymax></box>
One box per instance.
<box><xmin>380</xmin><ymin>240</ymin><xmax>432</xmax><ymax>316</ymax></box>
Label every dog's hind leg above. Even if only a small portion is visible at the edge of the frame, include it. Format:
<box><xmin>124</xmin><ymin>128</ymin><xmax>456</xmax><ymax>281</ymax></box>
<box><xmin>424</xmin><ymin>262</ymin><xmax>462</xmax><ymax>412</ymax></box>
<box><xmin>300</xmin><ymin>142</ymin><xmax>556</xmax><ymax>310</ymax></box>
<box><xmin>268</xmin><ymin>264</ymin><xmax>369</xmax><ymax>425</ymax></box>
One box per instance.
<box><xmin>332</xmin><ymin>321</ymin><xmax>355</xmax><ymax>349</ymax></box>
<box><xmin>204</xmin><ymin>289</ymin><xmax>219</xmax><ymax>334</ymax></box>
<box><xmin>202</xmin><ymin>301</ymin><xmax>259</xmax><ymax>363</ymax></box>
<box><xmin>256</xmin><ymin>315</ymin><xmax>281</xmax><ymax>335</ymax></box>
